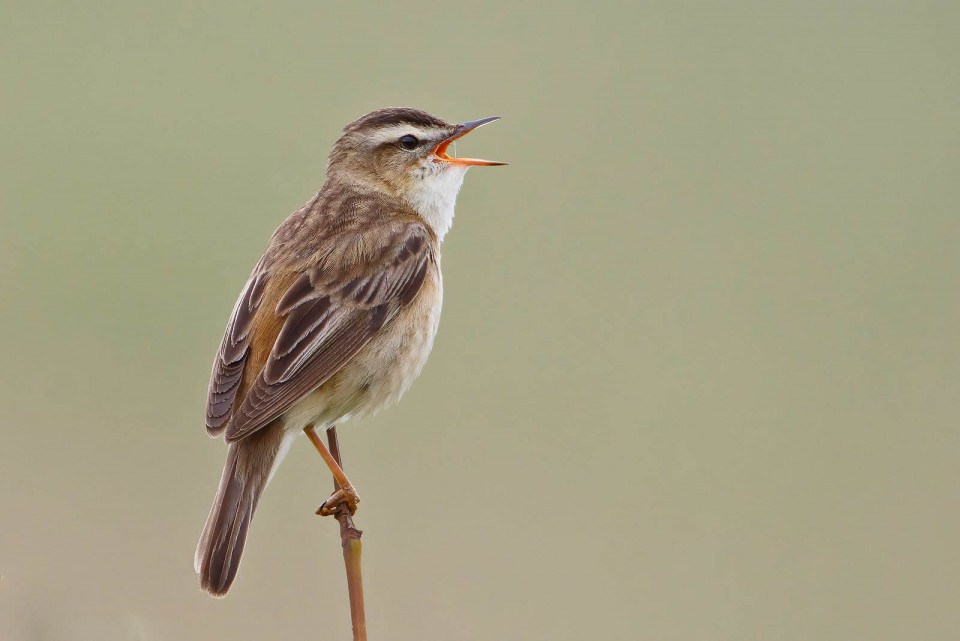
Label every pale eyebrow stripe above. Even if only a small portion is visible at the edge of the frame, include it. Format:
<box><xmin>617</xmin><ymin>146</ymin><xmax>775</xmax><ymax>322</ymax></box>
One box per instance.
<box><xmin>365</xmin><ymin>124</ymin><xmax>438</xmax><ymax>146</ymax></box>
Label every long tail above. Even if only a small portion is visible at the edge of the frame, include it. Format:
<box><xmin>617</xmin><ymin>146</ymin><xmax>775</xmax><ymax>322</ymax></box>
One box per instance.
<box><xmin>195</xmin><ymin>425</ymin><xmax>284</xmax><ymax>596</ymax></box>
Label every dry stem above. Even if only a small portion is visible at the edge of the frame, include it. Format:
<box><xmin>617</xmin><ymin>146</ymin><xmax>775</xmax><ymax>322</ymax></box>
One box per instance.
<box><xmin>327</xmin><ymin>426</ymin><xmax>366</xmax><ymax>641</ymax></box>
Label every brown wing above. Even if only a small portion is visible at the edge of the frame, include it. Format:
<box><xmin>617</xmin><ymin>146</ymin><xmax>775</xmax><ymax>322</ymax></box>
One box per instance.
<box><xmin>205</xmin><ymin>261</ymin><xmax>269</xmax><ymax>436</ymax></box>
<box><xmin>212</xmin><ymin>222</ymin><xmax>434</xmax><ymax>443</ymax></box>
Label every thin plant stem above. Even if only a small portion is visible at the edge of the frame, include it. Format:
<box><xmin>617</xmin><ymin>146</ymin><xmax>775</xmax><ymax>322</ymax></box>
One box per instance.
<box><xmin>322</xmin><ymin>425</ymin><xmax>367</xmax><ymax>641</ymax></box>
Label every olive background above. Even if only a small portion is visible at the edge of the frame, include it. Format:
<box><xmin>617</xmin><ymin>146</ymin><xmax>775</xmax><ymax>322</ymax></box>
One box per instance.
<box><xmin>2</xmin><ymin>2</ymin><xmax>958</xmax><ymax>640</ymax></box>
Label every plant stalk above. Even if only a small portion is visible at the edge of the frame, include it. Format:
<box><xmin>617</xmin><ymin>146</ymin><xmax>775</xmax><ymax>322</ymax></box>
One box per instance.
<box><xmin>327</xmin><ymin>426</ymin><xmax>366</xmax><ymax>641</ymax></box>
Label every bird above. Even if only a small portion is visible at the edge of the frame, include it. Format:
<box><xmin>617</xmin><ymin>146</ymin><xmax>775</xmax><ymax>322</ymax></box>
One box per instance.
<box><xmin>195</xmin><ymin>107</ymin><xmax>505</xmax><ymax>596</ymax></box>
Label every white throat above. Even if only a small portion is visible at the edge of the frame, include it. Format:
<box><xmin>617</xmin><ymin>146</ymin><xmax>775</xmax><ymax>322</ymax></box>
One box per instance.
<box><xmin>405</xmin><ymin>165</ymin><xmax>469</xmax><ymax>241</ymax></box>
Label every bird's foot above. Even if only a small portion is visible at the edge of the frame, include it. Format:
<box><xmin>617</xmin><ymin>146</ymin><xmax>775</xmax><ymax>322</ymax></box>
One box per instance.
<box><xmin>316</xmin><ymin>484</ymin><xmax>360</xmax><ymax>516</ymax></box>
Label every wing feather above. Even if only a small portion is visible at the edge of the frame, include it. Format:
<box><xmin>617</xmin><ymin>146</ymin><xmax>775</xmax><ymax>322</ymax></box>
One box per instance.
<box><xmin>205</xmin><ymin>267</ymin><xmax>268</xmax><ymax>435</ymax></box>
<box><xmin>218</xmin><ymin>222</ymin><xmax>434</xmax><ymax>442</ymax></box>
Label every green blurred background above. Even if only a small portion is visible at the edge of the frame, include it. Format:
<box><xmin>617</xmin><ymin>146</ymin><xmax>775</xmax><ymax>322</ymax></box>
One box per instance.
<box><xmin>2</xmin><ymin>2</ymin><xmax>958</xmax><ymax>639</ymax></box>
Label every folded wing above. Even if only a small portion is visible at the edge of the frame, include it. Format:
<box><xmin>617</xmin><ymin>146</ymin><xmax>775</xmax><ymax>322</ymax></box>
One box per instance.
<box><xmin>204</xmin><ymin>222</ymin><xmax>434</xmax><ymax>442</ymax></box>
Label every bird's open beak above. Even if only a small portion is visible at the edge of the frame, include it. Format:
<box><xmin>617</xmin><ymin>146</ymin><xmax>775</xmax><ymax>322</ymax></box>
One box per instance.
<box><xmin>433</xmin><ymin>116</ymin><xmax>507</xmax><ymax>166</ymax></box>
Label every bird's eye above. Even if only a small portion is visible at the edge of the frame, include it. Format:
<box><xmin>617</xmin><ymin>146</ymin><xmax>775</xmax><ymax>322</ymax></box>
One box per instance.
<box><xmin>398</xmin><ymin>134</ymin><xmax>420</xmax><ymax>150</ymax></box>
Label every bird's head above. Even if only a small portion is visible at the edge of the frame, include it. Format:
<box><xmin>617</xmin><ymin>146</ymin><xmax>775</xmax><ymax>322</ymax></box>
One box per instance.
<box><xmin>327</xmin><ymin>108</ymin><xmax>504</xmax><ymax>236</ymax></box>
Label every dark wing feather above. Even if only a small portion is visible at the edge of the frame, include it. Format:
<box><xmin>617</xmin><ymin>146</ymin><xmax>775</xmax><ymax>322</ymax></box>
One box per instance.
<box><xmin>205</xmin><ymin>265</ymin><xmax>268</xmax><ymax>436</ymax></box>
<box><xmin>223</xmin><ymin>223</ymin><xmax>433</xmax><ymax>442</ymax></box>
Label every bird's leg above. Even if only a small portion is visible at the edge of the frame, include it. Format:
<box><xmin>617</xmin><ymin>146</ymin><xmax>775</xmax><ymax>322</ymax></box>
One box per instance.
<box><xmin>304</xmin><ymin>425</ymin><xmax>360</xmax><ymax>516</ymax></box>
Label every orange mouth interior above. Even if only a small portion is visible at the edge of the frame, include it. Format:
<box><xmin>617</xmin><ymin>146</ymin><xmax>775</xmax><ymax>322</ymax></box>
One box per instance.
<box><xmin>433</xmin><ymin>130</ymin><xmax>505</xmax><ymax>166</ymax></box>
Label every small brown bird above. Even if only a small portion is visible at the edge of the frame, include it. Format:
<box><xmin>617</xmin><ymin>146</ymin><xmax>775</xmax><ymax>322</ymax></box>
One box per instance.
<box><xmin>195</xmin><ymin>108</ymin><xmax>504</xmax><ymax>596</ymax></box>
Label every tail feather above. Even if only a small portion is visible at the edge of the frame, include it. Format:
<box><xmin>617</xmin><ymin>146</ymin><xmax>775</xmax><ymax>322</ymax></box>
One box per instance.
<box><xmin>195</xmin><ymin>426</ymin><xmax>283</xmax><ymax>596</ymax></box>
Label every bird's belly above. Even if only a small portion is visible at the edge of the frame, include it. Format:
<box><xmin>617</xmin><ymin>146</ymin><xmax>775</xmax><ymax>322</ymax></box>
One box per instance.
<box><xmin>281</xmin><ymin>273</ymin><xmax>443</xmax><ymax>433</ymax></box>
